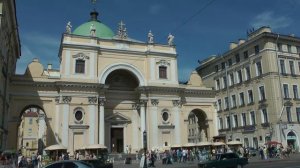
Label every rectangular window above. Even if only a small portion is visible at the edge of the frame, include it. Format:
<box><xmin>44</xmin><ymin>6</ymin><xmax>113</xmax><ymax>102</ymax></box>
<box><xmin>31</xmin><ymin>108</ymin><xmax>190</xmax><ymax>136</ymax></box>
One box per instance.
<box><xmin>248</xmin><ymin>90</ymin><xmax>254</xmax><ymax>104</ymax></box>
<box><xmin>232</xmin><ymin>95</ymin><xmax>236</xmax><ymax>108</ymax></box>
<box><xmin>289</xmin><ymin>61</ymin><xmax>295</xmax><ymax>75</ymax></box>
<box><xmin>286</xmin><ymin>107</ymin><xmax>292</xmax><ymax>123</ymax></box>
<box><xmin>228</xmin><ymin>59</ymin><xmax>232</xmax><ymax>66</ymax></box>
<box><xmin>254</xmin><ymin>45</ymin><xmax>260</xmax><ymax>54</ymax></box>
<box><xmin>219</xmin><ymin>118</ymin><xmax>223</xmax><ymax>129</ymax></box>
<box><xmin>243</xmin><ymin>51</ymin><xmax>248</xmax><ymax>59</ymax></box>
<box><xmin>283</xmin><ymin>84</ymin><xmax>289</xmax><ymax>98</ymax></box>
<box><xmin>250</xmin><ymin>111</ymin><xmax>256</xmax><ymax>125</ymax></box>
<box><xmin>297</xmin><ymin>107</ymin><xmax>300</xmax><ymax>122</ymax></box>
<box><xmin>229</xmin><ymin>73</ymin><xmax>234</xmax><ymax>86</ymax></box>
<box><xmin>259</xmin><ymin>86</ymin><xmax>266</xmax><ymax>101</ymax></box>
<box><xmin>277</xmin><ymin>43</ymin><xmax>282</xmax><ymax>51</ymax></box>
<box><xmin>256</xmin><ymin>61</ymin><xmax>262</xmax><ymax>76</ymax></box>
<box><xmin>280</xmin><ymin>60</ymin><xmax>286</xmax><ymax>74</ymax></box>
<box><xmin>245</xmin><ymin>66</ymin><xmax>251</xmax><ymax>80</ymax></box>
<box><xmin>225</xmin><ymin>97</ymin><xmax>229</xmax><ymax>109</ymax></box>
<box><xmin>293</xmin><ymin>85</ymin><xmax>299</xmax><ymax>99</ymax></box>
<box><xmin>75</xmin><ymin>60</ymin><xmax>85</xmax><ymax>73</ymax></box>
<box><xmin>215</xmin><ymin>65</ymin><xmax>219</xmax><ymax>72</ymax></box>
<box><xmin>262</xmin><ymin>109</ymin><xmax>268</xmax><ymax>123</ymax></box>
<box><xmin>234</xmin><ymin>115</ymin><xmax>238</xmax><ymax>127</ymax></box>
<box><xmin>221</xmin><ymin>62</ymin><xmax>226</xmax><ymax>69</ymax></box>
<box><xmin>287</xmin><ymin>44</ymin><xmax>292</xmax><ymax>53</ymax></box>
<box><xmin>223</xmin><ymin>76</ymin><xmax>227</xmax><ymax>88</ymax></box>
<box><xmin>242</xmin><ymin>113</ymin><xmax>247</xmax><ymax>126</ymax></box>
<box><xmin>239</xmin><ymin>92</ymin><xmax>245</xmax><ymax>106</ymax></box>
<box><xmin>235</xmin><ymin>54</ymin><xmax>240</xmax><ymax>63</ymax></box>
<box><xmin>218</xmin><ymin>99</ymin><xmax>222</xmax><ymax>111</ymax></box>
<box><xmin>216</xmin><ymin>79</ymin><xmax>220</xmax><ymax>90</ymax></box>
<box><xmin>226</xmin><ymin>116</ymin><xmax>231</xmax><ymax>129</ymax></box>
<box><xmin>237</xmin><ymin>70</ymin><xmax>243</xmax><ymax>84</ymax></box>
<box><xmin>159</xmin><ymin>66</ymin><xmax>167</xmax><ymax>79</ymax></box>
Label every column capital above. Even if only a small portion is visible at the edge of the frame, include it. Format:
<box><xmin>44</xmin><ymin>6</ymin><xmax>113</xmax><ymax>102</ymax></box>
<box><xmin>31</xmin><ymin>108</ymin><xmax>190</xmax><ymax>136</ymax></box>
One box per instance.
<box><xmin>55</xmin><ymin>96</ymin><xmax>60</xmax><ymax>103</ymax></box>
<box><xmin>98</xmin><ymin>97</ymin><xmax>106</xmax><ymax>106</ymax></box>
<box><xmin>132</xmin><ymin>104</ymin><xmax>140</xmax><ymax>110</ymax></box>
<box><xmin>151</xmin><ymin>99</ymin><xmax>159</xmax><ymax>106</ymax></box>
<box><xmin>172</xmin><ymin>100</ymin><xmax>182</xmax><ymax>107</ymax></box>
<box><xmin>62</xmin><ymin>96</ymin><xmax>72</xmax><ymax>104</ymax></box>
<box><xmin>139</xmin><ymin>99</ymin><xmax>147</xmax><ymax>107</ymax></box>
<box><xmin>88</xmin><ymin>97</ymin><xmax>98</xmax><ymax>104</ymax></box>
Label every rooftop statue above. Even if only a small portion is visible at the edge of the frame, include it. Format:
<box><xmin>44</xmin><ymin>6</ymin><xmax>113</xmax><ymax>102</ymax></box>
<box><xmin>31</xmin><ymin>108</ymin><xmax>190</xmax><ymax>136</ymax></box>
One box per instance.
<box><xmin>148</xmin><ymin>30</ymin><xmax>154</xmax><ymax>44</ymax></box>
<box><xmin>167</xmin><ymin>33</ymin><xmax>175</xmax><ymax>46</ymax></box>
<box><xmin>90</xmin><ymin>23</ymin><xmax>96</xmax><ymax>37</ymax></box>
<box><xmin>66</xmin><ymin>21</ymin><xmax>72</xmax><ymax>34</ymax></box>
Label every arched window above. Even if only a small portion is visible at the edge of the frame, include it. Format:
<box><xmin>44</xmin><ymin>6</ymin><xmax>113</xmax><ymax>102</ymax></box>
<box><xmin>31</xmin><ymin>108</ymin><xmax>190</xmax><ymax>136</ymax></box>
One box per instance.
<box><xmin>75</xmin><ymin>59</ymin><xmax>85</xmax><ymax>73</ymax></box>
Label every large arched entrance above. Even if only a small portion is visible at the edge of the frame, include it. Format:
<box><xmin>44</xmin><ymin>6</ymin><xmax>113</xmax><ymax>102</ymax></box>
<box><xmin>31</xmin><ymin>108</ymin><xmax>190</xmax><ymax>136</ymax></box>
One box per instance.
<box><xmin>287</xmin><ymin>131</ymin><xmax>298</xmax><ymax>151</ymax></box>
<box><xmin>187</xmin><ymin>109</ymin><xmax>208</xmax><ymax>143</ymax></box>
<box><xmin>104</xmin><ymin>69</ymin><xmax>139</xmax><ymax>153</ymax></box>
<box><xmin>17</xmin><ymin>106</ymin><xmax>47</xmax><ymax>156</ymax></box>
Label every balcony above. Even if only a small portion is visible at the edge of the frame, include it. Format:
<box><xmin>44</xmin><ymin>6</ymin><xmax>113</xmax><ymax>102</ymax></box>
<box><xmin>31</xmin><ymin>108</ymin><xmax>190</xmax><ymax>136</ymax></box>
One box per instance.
<box><xmin>243</xmin><ymin>125</ymin><xmax>256</xmax><ymax>132</ymax></box>
<box><xmin>261</xmin><ymin>122</ymin><xmax>270</xmax><ymax>127</ymax></box>
<box><xmin>258</xmin><ymin>99</ymin><xmax>267</xmax><ymax>103</ymax></box>
<box><xmin>247</xmin><ymin>102</ymin><xmax>254</xmax><ymax>106</ymax></box>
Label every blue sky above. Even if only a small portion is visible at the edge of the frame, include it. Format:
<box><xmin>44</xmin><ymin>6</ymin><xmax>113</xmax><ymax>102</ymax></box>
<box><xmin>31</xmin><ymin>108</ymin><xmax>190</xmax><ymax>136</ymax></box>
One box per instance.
<box><xmin>15</xmin><ymin>0</ymin><xmax>300</xmax><ymax>82</ymax></box>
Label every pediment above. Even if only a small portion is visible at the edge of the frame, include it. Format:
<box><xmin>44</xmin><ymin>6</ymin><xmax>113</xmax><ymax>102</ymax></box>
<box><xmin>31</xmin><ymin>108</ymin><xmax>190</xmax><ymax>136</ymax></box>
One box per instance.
<box><xmin>105</xmin><ymin>112</ymin><xmax>131</xmax><ymax>124</ymax></box>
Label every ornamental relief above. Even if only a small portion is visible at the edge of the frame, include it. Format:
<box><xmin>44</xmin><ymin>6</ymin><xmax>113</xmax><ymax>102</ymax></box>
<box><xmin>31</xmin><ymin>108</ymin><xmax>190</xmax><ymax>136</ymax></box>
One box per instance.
<box><xmin>156</xmin><ymin>59</ymin><xmax>170</xmax><ymax>66</ymax></box>
<box><xmin>72</xmin><ymin>52</ymin><xmax>90</xmax><ymax>60</ymax></box>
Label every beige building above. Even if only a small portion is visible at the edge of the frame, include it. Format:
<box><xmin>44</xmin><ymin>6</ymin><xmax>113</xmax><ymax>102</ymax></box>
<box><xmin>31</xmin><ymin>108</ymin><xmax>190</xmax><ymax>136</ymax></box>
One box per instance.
<box><xmin>197</xmin><ymin>27</ymin><xmax>300</xmax><ymax>151</ymax></box>
<box><xmin>0</xmin><ymin>0</ymin><xmax>21</xmax><ymax>150</ymax></box>
<box><xmin>6</xmin><ymin>10</ymin><xmax>217</xmax><ymax>154</ymax></box>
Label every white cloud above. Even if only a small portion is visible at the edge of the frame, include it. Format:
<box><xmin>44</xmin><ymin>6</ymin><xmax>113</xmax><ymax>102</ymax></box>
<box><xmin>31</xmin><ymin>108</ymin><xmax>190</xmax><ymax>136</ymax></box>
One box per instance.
<box><xmin>250</xmin><ymin>11</ymin><xmax>292</xmax><ymax>29</ymax></box>
<box><xmin>149</xmin><ymin>4</ymin><xmax>163</xmax><ymax>15</ymax></box>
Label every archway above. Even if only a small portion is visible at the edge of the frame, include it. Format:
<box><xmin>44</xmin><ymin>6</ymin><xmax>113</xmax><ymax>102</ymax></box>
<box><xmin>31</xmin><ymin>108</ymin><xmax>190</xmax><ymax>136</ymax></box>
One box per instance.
<box><xmin>17</xmin><ymin>106</ymin><xmax>47</xmax><ymax>156</ymax></box>
<box><xmin>287</xmin><ymin>131</ymin><xmax>298</xmax><ymax>151</ymax></box>
<box><xmin>187</xmin><ymin>109</ymin><xmax>208</xmax><ymax>143</ymax></box>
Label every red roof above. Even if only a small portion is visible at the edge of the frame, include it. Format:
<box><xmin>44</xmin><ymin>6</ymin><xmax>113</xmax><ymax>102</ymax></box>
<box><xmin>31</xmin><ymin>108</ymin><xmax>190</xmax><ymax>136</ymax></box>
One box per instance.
<box><xmin>23</xmin><ymin>111</ymin><xmax>38</xmax><ymax>117</ymax></box>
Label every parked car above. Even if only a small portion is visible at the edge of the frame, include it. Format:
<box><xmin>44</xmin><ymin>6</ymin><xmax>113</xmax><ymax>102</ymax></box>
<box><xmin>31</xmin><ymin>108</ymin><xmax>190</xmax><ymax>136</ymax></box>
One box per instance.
<box><xmin>43</xmin><ymin>160</ymin><xmax>92</xmax><ymax>168</ymax></box>
<box><xmin>80</xmin><ymin>159</ymin><xmax>113</xmax><ymax>168</ymax></box>
<box><xmin>198</xmin><ymin>152</ymin><xmax>248</xmax><ymax>168</ymax></box>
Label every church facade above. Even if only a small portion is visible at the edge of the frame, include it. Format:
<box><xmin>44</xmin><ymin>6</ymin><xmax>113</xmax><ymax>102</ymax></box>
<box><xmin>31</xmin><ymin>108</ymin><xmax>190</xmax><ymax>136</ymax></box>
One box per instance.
<box><xmin>7</xmin><ymin>10</ymin><xmax>217</xmax><ymax>154</ymax></box>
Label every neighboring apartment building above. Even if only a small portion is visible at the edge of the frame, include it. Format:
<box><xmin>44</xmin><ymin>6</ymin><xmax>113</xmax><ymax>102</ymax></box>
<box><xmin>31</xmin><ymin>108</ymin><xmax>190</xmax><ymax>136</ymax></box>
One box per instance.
<box><xmin>0</xmin><ymin>0</ymin><xmax>21</xmax><ymax>150</ymax></box>
<box><xmin>197</xmin><ymin>27</ymin><xmax>300</xmax><ymax>151</ymax></box>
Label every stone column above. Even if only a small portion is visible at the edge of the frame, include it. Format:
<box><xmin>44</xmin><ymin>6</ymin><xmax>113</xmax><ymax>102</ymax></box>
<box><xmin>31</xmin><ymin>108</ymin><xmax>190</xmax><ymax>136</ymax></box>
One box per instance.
<box><xmin>132</xmin><ymin>104</ymin><xmax>140</xmax><ymax>151</ymax></box>
<box><xmin>38</xmin><ymin>112</ymin><xmax>46</xmax><ymax>149</ymax></box>
<box><xmin>172</xmin><ymin>100</ymin><xmax>182</xmax><ymax>145</ymax></box>
<box><xmin>150</xmin><ymin>99</ymin><xmax>159</xmax><ymax>147</ymax></box>
<box><xmin>88</xmin><ymin>97</ymin><xmax>98</xmax><ymax>145</ymax></box>
<box><xmin>62</xmin><ymin>96</ymin><xmax>71</xmax><ymax>148</ymax></box>
<box><xmin>55</xmin><ymin>96</ymin><xmax>60</xmax><ymax>143</ymax></box>
<box><xmin>140</xmin><ymin>100</ymin><xmax>147</xmax><ymax>147</ymax></box>
<box><xmin>99</xmin><ymin>98</ymin><xmax>106</xmax><ymax>145</ymax></box>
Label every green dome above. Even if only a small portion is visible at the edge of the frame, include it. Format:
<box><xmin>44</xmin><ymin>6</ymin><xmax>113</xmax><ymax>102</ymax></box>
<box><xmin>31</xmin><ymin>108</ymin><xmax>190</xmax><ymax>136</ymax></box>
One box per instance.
<box><xmin>73</xmin><ymin>11</ymin><xmax>114</xmax><ymax>39</ymax></box>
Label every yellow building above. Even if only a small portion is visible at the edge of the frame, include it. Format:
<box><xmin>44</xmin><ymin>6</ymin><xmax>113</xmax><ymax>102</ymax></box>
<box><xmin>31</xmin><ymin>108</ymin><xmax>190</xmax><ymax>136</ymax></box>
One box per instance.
<box><xmin>7</xmin><ymin>9</ymin><xmax>217</xmax><ymax>154</ymax></box>
<box><xmin>0</xmin><ymin>0</ymin><xmax>21</xmax><ymax>150</ymax></box>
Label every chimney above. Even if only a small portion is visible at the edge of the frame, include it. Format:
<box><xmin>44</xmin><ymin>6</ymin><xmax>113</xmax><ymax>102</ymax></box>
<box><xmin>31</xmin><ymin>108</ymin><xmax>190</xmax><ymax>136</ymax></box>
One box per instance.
<box><xmin>229</xmin><ymin>42</ymin><xmax>238</xmax><ymax>50</ymax></box>
<box><xmin>47</xmin><ymin>64</ymin><xmax>52</xmax><ymax>70</ymax></box>
<box><xmin>238</xmin><ymin>39</ymin><xmax>246</xmax><ymax>45</ymax></box>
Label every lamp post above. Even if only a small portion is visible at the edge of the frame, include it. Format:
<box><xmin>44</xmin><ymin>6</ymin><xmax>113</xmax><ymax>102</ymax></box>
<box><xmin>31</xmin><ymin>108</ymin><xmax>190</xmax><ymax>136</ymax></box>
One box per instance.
<box><xmin>143</xmin><ymin>131</ymin><xmax>147</xmax><ymax>168</ymax></box>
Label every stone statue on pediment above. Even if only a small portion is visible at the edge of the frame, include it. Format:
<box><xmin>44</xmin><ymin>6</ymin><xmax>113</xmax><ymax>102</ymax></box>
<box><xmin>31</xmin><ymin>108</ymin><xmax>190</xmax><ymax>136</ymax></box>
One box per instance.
<box><xmin>148</xmin><ymin>30</ymin><xmax>154</xmax><ymax>44</ymax></box>
<box><xmin>167</xmin><ymin>33</ymin><xmax>174</xmax><ymax>46</ymax></box>
<box><xmin>66</xmin><ymin>21</ymin><xmax>72</xmax><ymax>34</ymax></box>
<box><xmin>90</xmin><ymin>24</ymin><xmax>96</xmax><ymax>37</ymax></box>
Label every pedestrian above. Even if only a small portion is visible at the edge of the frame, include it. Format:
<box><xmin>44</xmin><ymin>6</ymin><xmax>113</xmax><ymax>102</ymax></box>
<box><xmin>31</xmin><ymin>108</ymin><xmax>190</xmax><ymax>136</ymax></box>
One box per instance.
<box><xmin>37</xmin><ymin>153</ymin><xmax>42</xmax><ymax>168</ymax></box>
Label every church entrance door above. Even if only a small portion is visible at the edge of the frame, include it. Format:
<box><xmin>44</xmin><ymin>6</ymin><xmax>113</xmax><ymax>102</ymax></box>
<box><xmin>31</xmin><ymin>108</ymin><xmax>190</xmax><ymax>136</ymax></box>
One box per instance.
<box><xmin>111</xmin><ymin>128</ymin><xmax>124</xmax><ymax>153</ymax></box>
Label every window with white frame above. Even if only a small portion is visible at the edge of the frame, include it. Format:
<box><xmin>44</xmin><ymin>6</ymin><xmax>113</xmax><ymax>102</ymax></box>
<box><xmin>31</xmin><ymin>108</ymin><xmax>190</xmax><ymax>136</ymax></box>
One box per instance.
<box><xmin>216</xmin><ymin>79</ymin><xmax>220</xmax><ymax>90</ymax></box>
<box><xmin>250</xmin><ymin>111</ymin><xmax>256</xmax><ymax>125</ymax></box>
<box><xmin>224</xmin><ymin>97</ymin><xmax>229</xmax><ymax>110</ymax></box>
<box><xmin>280</xmin><ymin>59</ymin><xmax>286</xmax><ymax>74</ymax></box>
<box><xmin>217</xmin><ymin>99</ymin><xmax>222</xmax><ymax>111</ymax></box>
<box><xmin>283</xmin><ymin>84</ymin><xmax>289</xmax><ymax>98</ymax></box>
<box><xmin>287</xmin><ymin>44</ymin><xmax>292</xmax><ymax>53</ymax></box>
<box><xmin>239</xmin><ymin>92</ymin><xmax>245</xmax><ymax>106</ymax></box>
<box><xmin>242</xmin><ymin>113</ymin><xmax>247</xmax><ymax>126</ymax></box>
<box><xmin>245</xmin><ymin>66</ymin><xmax>251</xmax><ymax>81</ymax></box>
<box><xmin>254</xmin><ymin>45</ymin><xmax>260</xmax><ymax>55</ymax></box>
<box><xmin>229</xmin><ymin>73</ymin><xmax>234</xmax><ymax>86</ymax></box>
<box><xmin>237</xmin><ymin>70</ymin><xmax>243</xmax><ymax>84</ymax></box>
<box><xmin>277</xmin><ymin>43</ymin><xmax>282</xmax><ymax>51</ymax></box>
<box><xmin>226</xmin><ymin>116</ymin><xmax>231</xmax><ymax>129</ymax></box>
<box><xmin>159</xmin><ymin>66</ymin><xmax>167</xmax><ymax>79</ymax></box>
<box><xmin>256</xmin><ymin>61</ymin><xmax>262</xmax><ymax>76</ymax></box>
<box><xmin>231</xmin><ymin>95</ymin><xmax>236</xmax><ymax>108</ymax></box>
<box><xmin>293</xmin><ymin>85</ymin><xmax>299</xmax><ymax>99</ymax></box>
<box><xmin>234</xmin><ymin>115</ymin><xmax>238</xmax><ymax>127</ymax></box>
<box><xmin>75</xmin><ymin>59</ymin><xmax>85</xmax><ymax>74</ymax></box>
<box><xmin>248</xmin><ymin>90</ymin><xmax>254</xmax><ymax>104</ymax></box>
<box><xmin>286</xmin><ymin>107</ymin><xmax>292</xmax><ymax>123</ymax></box>
<box><xmin>290</xmin><ymin>60</ymin><xmax>295</xmax><ymax>75</ymax></box>
<box><xmin>223</xmin><ymin>76</ymin><xmax>227</xmax><ymax>89</ymax></box>
<box><xmin>298</xmin><ymin>62</ymin><xmax>300</xmax><ymax>73</ymax></box>
<box><xmin>296</xmin><ymin>107</ymin><xmax>300</xmax><ymax>122</ymax></box>
<box><xmin>261</xmin><ymin>109</ymin><xmax>268</xmax><ymax>123</ymax></box>
<box><xmin>219</xmin><ymin>117</ymin><xmax>223</xmax><ymax>129</ymax></box>
<box><xmin>259</xmin><ymin>86</ymin><xmax>266</xmax><ymax>101</ymax></box>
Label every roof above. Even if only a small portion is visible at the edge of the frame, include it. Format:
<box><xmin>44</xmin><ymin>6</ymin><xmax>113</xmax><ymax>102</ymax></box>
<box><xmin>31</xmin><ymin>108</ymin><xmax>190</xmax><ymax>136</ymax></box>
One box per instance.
<box><xmin>23</xmin><ymin>111</ymin><xmax>38</xmax><ymax>117</ymax></box>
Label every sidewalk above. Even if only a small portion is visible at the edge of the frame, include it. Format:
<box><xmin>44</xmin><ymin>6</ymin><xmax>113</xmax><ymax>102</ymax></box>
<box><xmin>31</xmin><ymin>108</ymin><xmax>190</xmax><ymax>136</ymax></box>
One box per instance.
<box><xmin>248</xmin><ymin>153</ymin><xmax>299</xmax><ymax>163</ymax></box>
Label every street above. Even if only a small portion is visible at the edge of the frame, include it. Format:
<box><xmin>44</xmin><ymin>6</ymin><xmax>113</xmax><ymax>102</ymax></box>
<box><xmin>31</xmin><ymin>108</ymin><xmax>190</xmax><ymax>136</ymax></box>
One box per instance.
<box><xmin>112</xmin><ymin>153</ymin><xmax>300</xmax><ymax>168</ymax></box>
